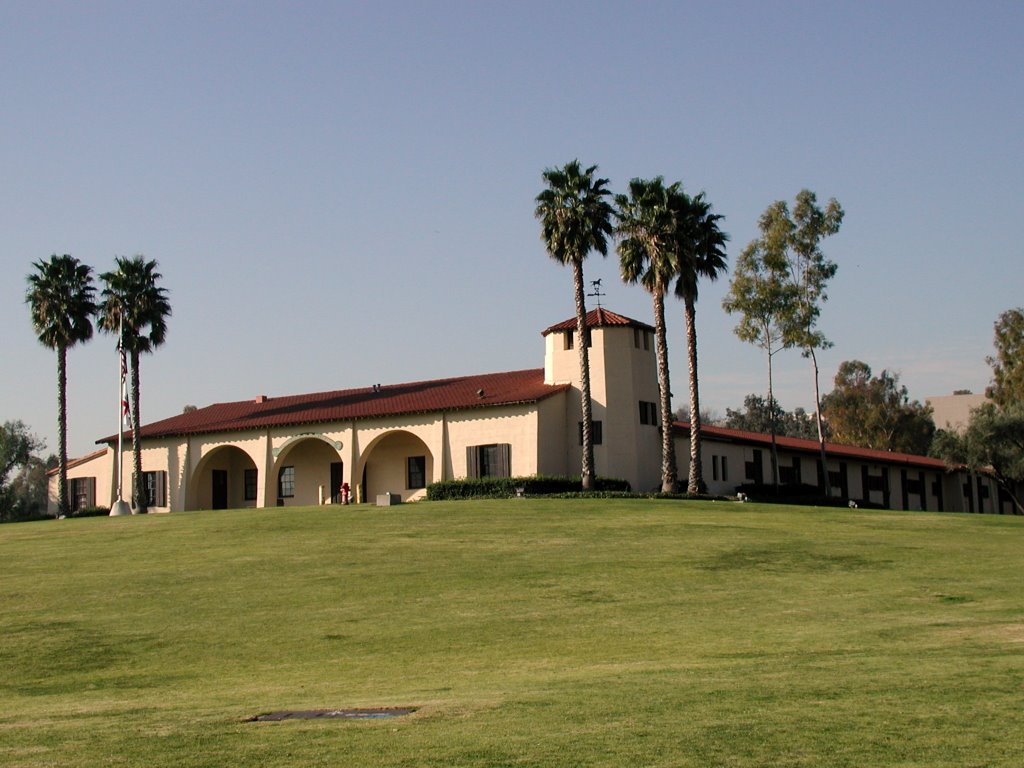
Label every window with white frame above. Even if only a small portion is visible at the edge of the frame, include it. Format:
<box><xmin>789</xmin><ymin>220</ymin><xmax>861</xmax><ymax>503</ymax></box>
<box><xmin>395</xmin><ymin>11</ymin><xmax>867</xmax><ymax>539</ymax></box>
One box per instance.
<box><xmin>407</xmin><ymin>456</ymin><xmax>426</xmax><ymax>489</ymax></box>
<box><xmin>278</xmin><ymin>466</ymin><xmax>295</xmax><ymax>498</ymax></box>
<box><xmin>67</xmin><ymin>477</ymin><xmax>96</xmax><ymax>511</ymax></box>
<box><xmin>139</xmin><ymin>470</ymin><xmax>167</xmax><ymax>507</ymax></box>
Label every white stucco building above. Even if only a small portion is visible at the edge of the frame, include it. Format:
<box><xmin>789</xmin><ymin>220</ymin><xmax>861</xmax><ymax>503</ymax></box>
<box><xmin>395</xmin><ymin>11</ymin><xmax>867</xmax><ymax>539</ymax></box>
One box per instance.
<box><xmin>51</xmin><ymin>309</ymin><xmax>1017</xmax><ymax>515</ymax></box>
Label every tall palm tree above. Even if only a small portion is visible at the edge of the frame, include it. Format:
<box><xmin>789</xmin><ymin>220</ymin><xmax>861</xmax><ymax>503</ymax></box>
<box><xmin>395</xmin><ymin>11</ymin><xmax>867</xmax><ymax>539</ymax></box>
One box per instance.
<box><xmin>535</xmin><ymin>160</ymin><xmax>614</xmax><ymax>491</ymax></box>
<box><xmin>616</xmin><ymin>177</ymin><xmax>681</xmax><ymax>493</ymax></box>
<box><xmin>98</xmin><ymin>256</ymin><xmax>171</xmax><ymax>513</ymax></box>
<box><xmin>673</xmin><ymin>191</ymin><xmax>729</xmax><ymax>494</ymax></box>
<box><xmin>26</xmin><ymin>254</ymin><xmax>97</xmax><ymax>517</ymax></box>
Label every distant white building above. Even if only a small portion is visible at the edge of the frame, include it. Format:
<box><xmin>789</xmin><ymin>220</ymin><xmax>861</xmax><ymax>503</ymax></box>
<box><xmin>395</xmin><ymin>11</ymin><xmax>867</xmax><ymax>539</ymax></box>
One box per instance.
<box><xmin>51</xmin><ymin>310</ymin><xmax>1018</xmax><ymax>515</ymax></box>
<box><xmin>926</xmin><ymin>392</ymin><xmax>989</xmax><ymax>432</ymax></box>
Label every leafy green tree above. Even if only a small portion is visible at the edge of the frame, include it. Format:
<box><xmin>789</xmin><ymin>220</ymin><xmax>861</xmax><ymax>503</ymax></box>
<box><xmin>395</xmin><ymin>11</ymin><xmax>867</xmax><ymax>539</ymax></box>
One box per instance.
<box><xmin>98</xmin><ymin>256</ymin><xmax>171</xmax><ymax>513</ymax></box>
<box><xmin>0</xmin><ymin>421</ymin><xmax>46</xmax><ymax>521</ymax></box>
<box><xmin>985</xmin><ymin>308</ymin><xmax>1024</xmax><ymax>408</ymax></box>
<box><xmin>821</xmin><ymin>360</ymin><xmax>935</xmax><ymax>455</ymax></box>
<box><xmin>722</xmin><ymin>395</ymin><xmax>820</xmax><ymax>440</ymax></box>
<box><xmin>933</xmin><ymin>404</ymin><xmax>1024</xmax><ymax>515</ymax></box>
<box><xmin>4</xmin><ymin>454</ymin><xmax>53</xmax><ymax>522</ymax></box>
<box><xmin>673</xmin><ymin>191</ymin><xmax>729</xmax><ymax>494</ymax></box>
<box><xmin>25</xmin><ymin>255</ymin><xmax>97</xmax><ymax>517</ymax></box>
<box><xmin>722</xmin><ymin>229</ymin><xmax>798</xmax><ymax>487</ymax></box>
<box><xmin>535</xmin><ymin>160</ymin><xmax>615</xmax><ymax>491</ymax></box>
<box><xmin>616</xmin><ymin>177</ymin><xmax>681</xmax><ymax>493</ymax></box>
<box><xmin>747</xmin><ymin>190</ymin><xmax>844</xmax><ymax>493</ymax></box>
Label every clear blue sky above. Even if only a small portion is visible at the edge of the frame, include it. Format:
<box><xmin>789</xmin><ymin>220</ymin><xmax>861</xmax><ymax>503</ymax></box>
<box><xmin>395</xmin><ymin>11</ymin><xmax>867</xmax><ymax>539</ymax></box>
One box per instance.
<box><xmin>3</xmin><ymin>1</ymin><xmax>1021</xmax><ymax>459</ymax></box>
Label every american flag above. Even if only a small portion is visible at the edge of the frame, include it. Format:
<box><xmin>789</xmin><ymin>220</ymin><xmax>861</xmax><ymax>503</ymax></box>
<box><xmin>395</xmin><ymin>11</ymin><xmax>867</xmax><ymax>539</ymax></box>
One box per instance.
<box><xmin>120</xmin><ymin>344</ymin><xmax>130</xmax><ymax>421</ymax></box>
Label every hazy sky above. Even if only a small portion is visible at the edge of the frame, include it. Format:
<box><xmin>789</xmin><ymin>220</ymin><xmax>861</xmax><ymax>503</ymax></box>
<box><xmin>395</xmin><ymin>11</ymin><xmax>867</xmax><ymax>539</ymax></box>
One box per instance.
<box><xmin>3</xmin><ymin>1</ymin><xmax>1021</xmax><ymax>459</ymax></box>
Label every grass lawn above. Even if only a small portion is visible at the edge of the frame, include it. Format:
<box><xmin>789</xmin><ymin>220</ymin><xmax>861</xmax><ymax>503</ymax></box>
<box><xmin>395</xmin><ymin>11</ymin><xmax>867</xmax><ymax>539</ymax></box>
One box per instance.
<box><xmin>1</xmin><ymin>499</ymin><xmax>1022</xmax><ymax>767</ymax></box>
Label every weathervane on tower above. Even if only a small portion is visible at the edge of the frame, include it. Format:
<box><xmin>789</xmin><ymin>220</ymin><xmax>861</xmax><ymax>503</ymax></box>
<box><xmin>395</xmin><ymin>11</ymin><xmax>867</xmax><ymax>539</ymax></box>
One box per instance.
<box><xmin>587</xmin><ymin>279</ymin><xmax>604</xmax><ymax>309</ymax></box>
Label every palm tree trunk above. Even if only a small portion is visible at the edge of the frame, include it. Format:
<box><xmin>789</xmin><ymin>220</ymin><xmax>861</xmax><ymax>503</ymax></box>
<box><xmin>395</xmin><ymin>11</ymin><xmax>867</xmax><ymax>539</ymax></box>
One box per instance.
<box><xmin>573</xmin><ymin>261</ymin><xmax>595</xmax><ymax>491</ymax></box>
<box><xmin>809</xmin><ymin>348</ymin><xmax>831</xmax><ymax>498</ymax></box>
<box><xmin>653</xmin><ymin>289</ymin><xmax>678</xmax><ymax>493</ymax></box>
<box><xmin>56</xmin><ymin>345</ymin><xmax>69</xmax><ymax>518</ymax></box>
<box><xmin>684</xmin><ymin>296</ymin><xmax>704</xmax><ymax>495</ymax></box>
<box><xmin>130</xmin><ymin>350</ymin><xmax>147</xmax><ymax>513</ymax></box>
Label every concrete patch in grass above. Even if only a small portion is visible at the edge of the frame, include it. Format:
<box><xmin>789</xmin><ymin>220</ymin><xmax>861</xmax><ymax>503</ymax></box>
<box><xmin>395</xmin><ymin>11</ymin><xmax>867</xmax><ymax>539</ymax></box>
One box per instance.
<box><xmin>246</xmin><ymin>707</ymin><xmax>417</xmax><ymax>722</ymax></box>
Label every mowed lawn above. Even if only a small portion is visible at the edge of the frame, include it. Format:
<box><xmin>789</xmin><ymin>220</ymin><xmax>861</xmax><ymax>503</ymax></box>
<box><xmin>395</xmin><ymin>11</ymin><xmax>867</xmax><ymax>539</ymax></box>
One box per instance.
<box><xmin>1</xmin><ymin>500</ymin><xmax>1022</xmax><ymax>767</ymax></box>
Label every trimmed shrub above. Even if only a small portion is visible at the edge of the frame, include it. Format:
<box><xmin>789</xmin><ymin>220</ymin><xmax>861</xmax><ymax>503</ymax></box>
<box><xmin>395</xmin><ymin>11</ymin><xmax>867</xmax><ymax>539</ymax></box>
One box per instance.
<box><xmin>69</xmin><ymin>505</ymin><xmax>111</xmax><ymax>518</ymax></box>
<box><xmin>426</xmin><ymin>475</ymin><xmax>630</xmax><ymax>501</ymax></box>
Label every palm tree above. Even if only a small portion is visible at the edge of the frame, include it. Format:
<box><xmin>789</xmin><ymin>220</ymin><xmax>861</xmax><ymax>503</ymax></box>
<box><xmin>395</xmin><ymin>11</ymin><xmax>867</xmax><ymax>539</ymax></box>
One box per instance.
<box><xmin>616</xmin><ymin>177</ymin><xmax>681</xmax><ymax>493</ymax></box>
<box><xmin>25</xmin><ymin>254</ymin><xmax>97</xmax><ymax>517</ymax></box>
<box><xmin>98</xmin><ymin>256</ymin><xmax>171</xmax><ymax>513</ymax></box>
<box><xmin>673</xmin><ymin>191</ymin><xmax>729</xmax><ymax>494</ymax></box>
<box><xmin>535</xmin><ymin>160</ymin><xmax>614</xmax><ymax>491</ymax></box>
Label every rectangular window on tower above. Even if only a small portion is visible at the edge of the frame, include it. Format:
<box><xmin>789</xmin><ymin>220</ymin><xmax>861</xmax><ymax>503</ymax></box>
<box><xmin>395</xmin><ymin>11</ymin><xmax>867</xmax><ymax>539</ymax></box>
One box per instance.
<box><xmin>639</xmin><ymin>401</ymin><xmax>658</xmax><ymax>425</ymax></box>
<box><xmin>578</xmin><ymin>421</ymin><xmax>603</xmax><ymax>445</ymax></box>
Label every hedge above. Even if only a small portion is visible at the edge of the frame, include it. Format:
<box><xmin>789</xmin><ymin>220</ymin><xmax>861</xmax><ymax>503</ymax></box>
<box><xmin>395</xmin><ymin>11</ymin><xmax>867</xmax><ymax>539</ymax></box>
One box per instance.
<box><xmin>426</xmin><ymin>475</ymin><xmax>630</xmax><ymax>501</ymax></box>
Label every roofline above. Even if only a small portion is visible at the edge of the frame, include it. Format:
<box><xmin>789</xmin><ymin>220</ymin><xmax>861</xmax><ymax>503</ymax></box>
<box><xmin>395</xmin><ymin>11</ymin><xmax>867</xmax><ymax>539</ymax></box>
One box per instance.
<box><xmin>672</xmin><ymin>421</ymin><xmax>955</xmax><ymax>471</ymax></box>
<box><xmin>97</xmin><ymin>377</ymin><xmax>571</xmax><ymax>443</ymax></box>
<box><xmin>541</xmin><ymin>307</ymin><xmax>654</xmax><ymax>336</ymax></box>
<box><xmin>46</xmin><ymin>447</ymin><xmax>109</xmax><ymax>477</ymax></box>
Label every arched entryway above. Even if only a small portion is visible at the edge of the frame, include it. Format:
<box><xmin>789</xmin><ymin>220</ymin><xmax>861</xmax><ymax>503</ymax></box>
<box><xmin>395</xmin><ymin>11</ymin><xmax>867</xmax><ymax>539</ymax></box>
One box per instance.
<box><xmin>272</xmin><ymin>436</ymin><xmax>344</xmax><ymax>507</ymax></box>
<box><xmin>357</xmin><ymin>430</ymin><xmax>434</xmax><ymax>503</ymax></box>
<box><xmin>189</xmin><ymin>445</ymin><xmax>259</xmax><ymax>511</ymax></box>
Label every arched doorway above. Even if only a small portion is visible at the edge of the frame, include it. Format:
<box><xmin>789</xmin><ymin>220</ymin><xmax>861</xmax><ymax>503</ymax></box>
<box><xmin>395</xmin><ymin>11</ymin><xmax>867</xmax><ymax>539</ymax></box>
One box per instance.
<box><xmin>190</xmin><ymin>445</ymin><xmax>259</xmax><ymax>511</ymax></box>
<box><xmin>272</xmin><ymin>437</ymin><xmax>344</xmax><ymax>507</ymax></box>
<box><xmin>357</xmin><ymin>430</ymin><xmax>433</xmax><ymax>503</ymax></box>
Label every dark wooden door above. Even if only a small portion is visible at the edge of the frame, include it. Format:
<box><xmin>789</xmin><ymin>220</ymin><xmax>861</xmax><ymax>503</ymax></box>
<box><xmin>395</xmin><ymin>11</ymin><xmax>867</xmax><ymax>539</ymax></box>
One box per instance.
<box><xmin>212</xmin><ymin>470</ymin><xmax>228</xmax><ymax>510</ymax></box>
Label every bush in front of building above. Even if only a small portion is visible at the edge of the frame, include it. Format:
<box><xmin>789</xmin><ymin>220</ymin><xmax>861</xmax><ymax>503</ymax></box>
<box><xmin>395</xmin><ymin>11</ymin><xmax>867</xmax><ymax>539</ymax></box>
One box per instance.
<box><xmin>68</xmin><ymin>505</ymin><xmax>111</xmax><ymax>518</ymax></box>
<box><xmin>427</xmin><ymin>475</ymin><xmax>631</xmax><ymax>501</ymax></box>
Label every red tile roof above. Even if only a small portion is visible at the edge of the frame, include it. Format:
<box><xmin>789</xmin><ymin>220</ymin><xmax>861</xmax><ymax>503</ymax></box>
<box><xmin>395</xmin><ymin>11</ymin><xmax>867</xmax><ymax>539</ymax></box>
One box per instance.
<box><xmin>542</xmin><ymin>308</ymin><xmax>653</xmax><ymax>336</ymax></box>
<box><xmin>46</xmin><ymin>448</ymin><xmax>109</xmax><ymax>477</ymax></box>
<box><xmin>673</xmin><ymin>421</ymin><xmax>952</xmax><ymax>471</ymax></box>
<box><xmin>102</xmin><ymin>369</ymin><xmax>568</xmax><ymax>443</ymax></box>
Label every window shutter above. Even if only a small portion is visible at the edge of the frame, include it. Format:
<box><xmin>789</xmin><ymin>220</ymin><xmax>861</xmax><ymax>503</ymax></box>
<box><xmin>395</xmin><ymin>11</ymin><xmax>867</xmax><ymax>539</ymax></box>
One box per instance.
<box><xmin>498</xmin><ymin>444</ymin><xmax>511</xmax><ymax>478</ymax></box>
<box><xmin>157</xmin><ymin>471</ymin><xmax>167</xmax><ymax>507</ymax></box>
<box><xmin>467</xmin><ymin>446</ymin><xmax>479</xmax><ymax>479</ymax></box>
<box><xmin>87</xmin><ymin>477</ymin><xmax>96</xmax><ymax>507</ymax></box>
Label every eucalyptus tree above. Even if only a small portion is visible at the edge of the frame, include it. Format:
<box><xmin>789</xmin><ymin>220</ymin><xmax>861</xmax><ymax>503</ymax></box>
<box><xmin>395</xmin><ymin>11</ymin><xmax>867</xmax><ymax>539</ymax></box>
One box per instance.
<box><xmin>535</xmin><ymin>160</ymin><xmax>614</xmax><ymax>491</ymax></box>
<box><xmin>673</xmin><ymin>191</ymin><xmax>729</xmax><ymax>494</ymax></box>
<box><xmin>25</xmin><ymin>254</ymin><xmax>97</xmax><ymax>517</ymax></box>
<box><xmin>98</xmin><ymin>256</ymin><xmax>171</xmax><ymax>513</ymax></box>
<box><xmin>770</xmin><ymin>190</ymin><xmax>844</xmax><ymax>493</ymax></box>
<box><xmin>986</xmin><ymin>308</ymin><xmax>1024</xmax><ymax>408</ymax></box>
<box><xmin>722</xmin><ymin>229</ymin><xmax>796</xmax><ymax>489</ymax></box>
<box><xmin>616</xmin><ymin>177</ymin><xmax>681</xmax><ymax>493</ymax></box>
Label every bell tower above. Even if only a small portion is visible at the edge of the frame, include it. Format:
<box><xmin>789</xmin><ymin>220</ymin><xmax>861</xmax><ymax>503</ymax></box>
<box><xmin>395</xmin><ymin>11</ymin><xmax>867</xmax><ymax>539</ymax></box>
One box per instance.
<box><xmin>542</xmin><ymin>308</ymin><xmax>663</xmax><ymax>492</ymax></box>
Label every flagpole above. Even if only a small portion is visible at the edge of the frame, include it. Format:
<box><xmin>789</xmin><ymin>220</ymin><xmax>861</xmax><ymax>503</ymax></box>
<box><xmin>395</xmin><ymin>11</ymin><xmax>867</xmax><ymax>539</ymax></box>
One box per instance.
<box><xmin>110</xmin><ymin>312</ymin><xmax>131</xmax><ymax>516</ymax></box>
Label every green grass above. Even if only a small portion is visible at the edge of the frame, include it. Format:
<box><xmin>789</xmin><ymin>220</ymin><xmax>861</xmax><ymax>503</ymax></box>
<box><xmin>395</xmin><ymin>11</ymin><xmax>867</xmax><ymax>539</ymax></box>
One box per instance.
<box><xmin>1</xmin><ymin>499</ymin><xmax>1022</xmax><ymax>767</ymax></box>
